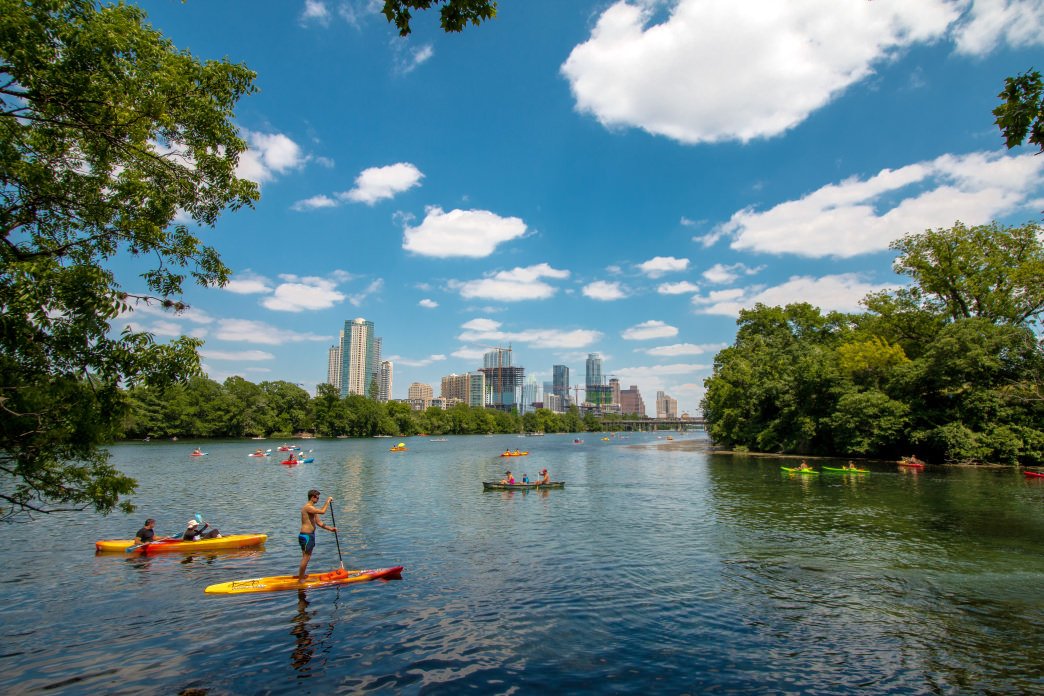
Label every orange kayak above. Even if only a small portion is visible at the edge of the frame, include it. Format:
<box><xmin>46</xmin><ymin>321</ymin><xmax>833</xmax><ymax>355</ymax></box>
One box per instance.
<box><xmin>95</xmin><ymin>533</ymin><xmax>267</xmax><ymax>554</ymax></box>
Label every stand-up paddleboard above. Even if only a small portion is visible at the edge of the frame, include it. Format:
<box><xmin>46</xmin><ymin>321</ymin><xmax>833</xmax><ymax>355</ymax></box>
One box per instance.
<box><xmin>204</xmin><ymin>566</ymin><xmax>404</xmax><ymax>594</ymax></box>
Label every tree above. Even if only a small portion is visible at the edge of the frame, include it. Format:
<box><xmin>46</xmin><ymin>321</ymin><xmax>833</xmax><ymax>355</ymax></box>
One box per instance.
<box><xmin>889</xmin><ymin>221</ymin><xmax>1044</xmax><ymax>329</ymax></box>
<box><xmin>994</xmin><ymin>69</ymin><xmax>1044</xmax><ymax>153</ymax></box>
<box><xmin>382</xmin><ymin>0</ymin><xmax>497</xmax><ymax>36</ymax></box>
<box><xmin>0</xmin><ymin>0</ymin><xmax>258</xmax><ymax>517</ymax></box>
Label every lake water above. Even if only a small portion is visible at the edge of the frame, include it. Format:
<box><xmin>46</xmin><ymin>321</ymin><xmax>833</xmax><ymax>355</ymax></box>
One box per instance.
<box><xmin>1</xmin><ymin>433</ymin><xmax>1042</xmax><ymax>694</ymax></box>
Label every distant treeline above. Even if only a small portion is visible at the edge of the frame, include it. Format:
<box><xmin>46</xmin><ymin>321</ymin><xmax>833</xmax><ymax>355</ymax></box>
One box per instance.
<box><xmin>701</xmin><ymin>222</ymin><xmax>1044</xmax><ymax>465</ymax></box>
<box><xmin>121</xmin><ymin>379</ymin><xmax>653</xmax><ymax>439</ymax></box>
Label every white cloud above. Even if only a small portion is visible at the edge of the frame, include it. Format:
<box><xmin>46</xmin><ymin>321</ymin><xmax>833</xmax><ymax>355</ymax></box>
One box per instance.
<box><xmin>452</xmin><ymin>263</ymin><xmax>569</xmax><ymax>301</ymax></box>
<box><xmin>236</xmin><ymin>130</ymin><xmax>307</xmax><ymax>184</ymax></box>
<box><xmin>451</xmin><ymin>346</ymin><xmax>489</xmax><ymax>361</ymax></box>
<box><xmin>419</xmin><ymin>298</ymin><xmax>439</xmax><ymax>308</ymax></box>
<box><xmin>643</xmin><ymin>343</ymin><xmax>726</xmax><ymax>357</ymax></box>
<box><xmin>403</xmin><ymin>207</ymin><xmax>527</xmax><ymax>258</ymax></box>
<box><xmin>214</xmin><ymin>318</ymin><xmax>330</xmax><ymax>345</ymax></box>
<box><xmin>300</xmin><ymin>0</ymin><xmax>330</xmax><ymax>25</ymax></box>
<box><xmin>394</xmin><ymin>43</ymin><xmax>435</xmax><ymax>74</ymax></box>
<box><xmin>718</xmin><ymin>151</ymin><xmax>1044</xmax><ymax>257</ymax></box>
<box><xmin>561</xmin><ymin>0</ymin><xmax>960</xmax><ymax>143</ymax></box>
<box><xmin>199</xmin><ymin>349</ymin><xmax>275</xmax><ymax>361</ymax></box>
<box><xmin>638</xmin><ymin>256</ymin><xmax>689</xmax><ymax>278</ymax></box>
<box><xmin>292</xmin><ymin>194</ymin><xmax>339</xmax><ymax>211</ymax></box>
<box><xmin>457</xmin><ymin>318</ymin><xmax>602</xmax><ymax>349</ymax></box>
<box><xmin>583</xmin><ymin>280</ymin><xmax>627</xmax><ymax>300</ymax></box>
<box><xmin>389</xmin><ymin>354</ymin><xmax>447</xmax><ymax>367</ymax></box>
<box><xmin>148</xmin><ymin>320</ymin><xmax>184</xmax><ymax>337</ymax></box>
<box><xmin>262</xmin><ymin>274</ymin><xmax>346</xmax><ymax>312</ymax></box>
<box><xmin>347</xmin><ymin>279</ymin><xmax>383</xmax><ymax>307</ymax></box>
<box><xmin>952</xmin><ymin>0</ymin><xmax>1044</xmax><ymax>55</ymax></box>
<box><xmin>657</xmin><ymin>281</ymin><xmax>700</xmax><ymax>295</ymax></box>
<box><xmin>702</xmin><ymin>263</ymin><xmax>762</xmax><ymax>285</ymax></box>
<box><xmin>343</xmin><ymin>162</ymin><xmax>424</xmax><ymax>205</ymax></box>
<box><xmin>224</xmin><ymin>272</ymin><xmax>273</xmax><ymax>295</ymax></box>
<box><xmin>622</xmin><ymin>320</ymin><xmax>679</xmax><ymax>341</ymax></box>
<box><xmin>692</xmin><ymin>273</ymin><xmax>893</xmax><ymax>316</ymax></box>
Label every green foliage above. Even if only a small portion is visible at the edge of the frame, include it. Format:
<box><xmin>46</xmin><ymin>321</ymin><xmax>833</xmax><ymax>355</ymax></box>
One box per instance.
<box><xmin>0</xmin><ymin>0</ymin><xmax>258</xmax><ymax>517</ymax></box>
<box><xmin>382</xmin><ymin>0</ymin><xmax>497</xmax><ymax>36</ymax></box>
<box><xmin>994</xmin><ymin>69</ymin><xmax>1044</xmax><ymax>152</ymax></box>
<box><xmin>702</xmin><ymin>223</ymin><xmax>1044</xmax><ymax>465</ymax></box>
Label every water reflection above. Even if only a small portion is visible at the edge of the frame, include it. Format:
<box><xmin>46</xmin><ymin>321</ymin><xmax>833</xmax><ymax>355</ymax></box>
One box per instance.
<box><xmin>290</xmin><ymin>591</ymin><xmax>316</xmax><ymax>672</ymax></box>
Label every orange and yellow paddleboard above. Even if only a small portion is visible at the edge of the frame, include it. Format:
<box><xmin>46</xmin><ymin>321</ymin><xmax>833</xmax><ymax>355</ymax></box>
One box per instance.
<box><xmin>204</xmin><ymin>566</ymin><xmax>404</xmax><ymax>594</ymax></box>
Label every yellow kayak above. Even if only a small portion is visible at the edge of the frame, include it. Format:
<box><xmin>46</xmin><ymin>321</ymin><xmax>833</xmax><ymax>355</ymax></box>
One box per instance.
<box><xmin>95</xmin><ymin>533</ymin><xmax>268</xmax><ymax>554</ymax></box>
<box><xmin>204</xmin><ymin>565</ymin><xmax>404</xmax><ymax>594</ymax></box>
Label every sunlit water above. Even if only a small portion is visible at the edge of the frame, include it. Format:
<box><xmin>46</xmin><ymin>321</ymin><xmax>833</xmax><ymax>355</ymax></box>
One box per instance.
<box><xmin>1</xmin><ymin>434</ymin><xmax>1042</xmax><ymax>694</ymax></box>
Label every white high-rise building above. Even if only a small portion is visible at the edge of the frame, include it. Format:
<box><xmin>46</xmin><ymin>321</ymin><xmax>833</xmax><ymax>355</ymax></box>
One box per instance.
<box><xmin>378</xmin><ymin>360</ymin><xmax>393</xmax><ymax>402</ymax></box>
<box><xmin>327</xmin><ymin>336</ymin><xmax>342</xmax><ymax>390</ymax></box>
<box><xmin>340</xmin><ymin>318</ymin><xmax>376</xmax><ymax>398</ymax></box>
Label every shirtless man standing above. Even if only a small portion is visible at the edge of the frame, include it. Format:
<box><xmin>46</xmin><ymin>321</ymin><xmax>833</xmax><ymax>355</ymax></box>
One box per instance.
<box><xmin>298</xmin><ymin>489</ymin><xmax>337</xmax><ymax>581</ymax></box>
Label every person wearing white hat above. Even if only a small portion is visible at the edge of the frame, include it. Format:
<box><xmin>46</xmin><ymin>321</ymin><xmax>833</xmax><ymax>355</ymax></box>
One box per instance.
<box><xmin>182</xmin><ymin>517</ymin><xmax>220</xmax><ymax>541</ymax></box>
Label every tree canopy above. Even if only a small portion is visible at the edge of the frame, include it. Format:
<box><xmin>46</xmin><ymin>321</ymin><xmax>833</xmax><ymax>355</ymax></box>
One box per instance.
<box><xmin>382</xmin><ymin>0</ymin><xmax>497</xmax><ymax>36</ymax></box>
<box><xmin>702</xmin><ymin>221</ymin><xmax>1044</xmax><ymax>465</ymax></box>
<box><xmin>994</xmin><ymin>68</ymin><xmax>1044</xmax><ymax>153</ymax></box>
<box><xmin>0</xmin><ymin>0</ymin><xmax>258</xmax><ymax>519</ymax></box>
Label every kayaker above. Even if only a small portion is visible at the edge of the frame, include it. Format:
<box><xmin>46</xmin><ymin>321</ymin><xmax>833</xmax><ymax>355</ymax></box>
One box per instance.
<box><xmin>522</xmin><ymin>473</ymin><xmax>529</xmax><ymax>483</ymax></box>
<box><xmin>499</xmin><ymin>471</ymin><xmax>515</xmax><ymax>484</ymax></box>
<box><xmin>134</xmin><ymin>518</ymin><xmax>157</xmax><ymax>545</ymax></box>
<box><xmin>192</xmin><ymin>447</ymin><xmax>203</xmax><ymax>455</ymax></box>
<box><xmin>845</xmin><ymin>461</ymin><xmax>858</xmax><ymax>471</ymax></box>
<box><xmin>797</xmin><ymin>460</ymin><xmax>813</xmax><ymax>472</ymax></box>
<box><xmin>297</xmin><ymin>489</ymin><xmax>337</xmax><ymax>581</ymax></box>
<box><xmin>183</xmin><ymin>519</ymin><xmax>221</xmax><ymax>541</ymax></box>
<box><xmin>537</xmin><ymin>469</ymin><xmax>550</xmax><ymax>485</ymax></box>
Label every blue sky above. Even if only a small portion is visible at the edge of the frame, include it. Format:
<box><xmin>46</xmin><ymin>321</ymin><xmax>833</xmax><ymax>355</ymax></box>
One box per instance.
<box><xmin>119</xmin><ymin>0</ymin><xmax>1044</xmax><ymax>415</ymax></box>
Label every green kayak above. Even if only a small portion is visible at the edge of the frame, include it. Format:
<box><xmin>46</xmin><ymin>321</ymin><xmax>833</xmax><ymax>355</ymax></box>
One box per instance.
<box><xmin>823</xmin><ymin>466</ymin><xmax>869</xmax><ymax>473</ymax></box>
<box><xmin>781</xmin><ymin>466</ymin><xmax>818</xmax><ymax>474</ymax></box>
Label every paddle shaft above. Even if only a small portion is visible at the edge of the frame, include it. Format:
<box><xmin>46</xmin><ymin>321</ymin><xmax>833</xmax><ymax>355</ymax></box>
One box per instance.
<box><xmin>328</xmin><ymin>502</ymin><xmax>345</xmax><ymax>570</ymax></box>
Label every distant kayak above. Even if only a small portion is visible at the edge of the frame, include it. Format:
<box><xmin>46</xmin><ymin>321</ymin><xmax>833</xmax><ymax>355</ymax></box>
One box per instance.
<box><xmin>483</xmin><ymin>481</ymin><xmax>564</xmax><ymax>490</ymax></box>
<box><xmin>781</xmin><ymin>467</ymin><xmax>818</xmax><ymax>474</ymax></box>
<box><xmin>96</xmin><ymin>533</ymin><xmax>267</xmax><ymax>554</ymax></box>
<box><xmin>191</xmin><ymin>452</ymin><xmax>207</xmax><ymax>457</ymax></box>
<box><xmin>204</xmin><ymin>565</ymin><xmax>404</xmax><ymax>595</ymax></box>
<box><xmin>898</xmin><ymin>457</ymin><xmax>925</xmax><ymax>468</ymax></box>
<box><xmin>822</xmin><ymin>466</ymin><xmax>869</xmax><ymax>474</ymax></box>
<box><xmin>500</xmin><ymin>451</ymin><xmax>528</xmax><ymax>457</ymax></box>
<box><xmin>1024</xmin><ymin>470</ymin><xmax>1044</xmax><ymax>479</ymax></box>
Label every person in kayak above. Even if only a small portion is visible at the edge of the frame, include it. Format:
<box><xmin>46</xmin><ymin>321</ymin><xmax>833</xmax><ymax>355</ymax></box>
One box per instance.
<box><xmin>183</xmin><ymin>519</ymin><xmax>221</xmax><ymax>540</ymax></box>
<box><xmin>134</xmin><ymin>518</ymin><xmax>157</xmax><ymax>545</ymax></box>
<box><xmin>844</xmin><ymin>461</ymin><xmax>859</xmax><ymax>471</ymax></box>
<box><xmin>796</xmin><ymin>460</ymin><xmax>813</xmax><ymax>472</ymax></box>
<box><xmin>499</xmin><ymin>471</ymin><xmax>515</xmax><ymax>484</ymax></box>
<box><xmin>298</xmin><ymin>489</ymin><xmax>337</xmax><ymax>581</ymax></box>
<box><xmin>536</xmin><ymin>469</ymin><xmax>550</xmax><ymax>485</ymax></box>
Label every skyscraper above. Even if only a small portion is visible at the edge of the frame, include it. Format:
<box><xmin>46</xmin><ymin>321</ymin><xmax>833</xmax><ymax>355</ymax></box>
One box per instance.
<box><xmin>378</xmin><ymin>360</ymin><xmax>393</xmax><ymax>402</ymax></box>
<box><xmin>585</xmin><ymin>353</ymin><xmax>611</xmax><ymax>407</ymax></box>
<box><xmin>327</xmin><ymin>339</ymin><xmax>342</xmax><ymax>391</ymax></box>
<box><xmin>480</xmin><ymin>347</ymin><xmax>524</xmax><ymax>411</ymax></box>
<box><xmin>552</xmin><ymin>364</ymin><xmax>569</xmax><ymax>404</ymax></box>
<box><xmin>340</xmin><ymin>318</ymin><xmax>376</xmax><ymax>398</ymax></box>
<box><xmin>620</xmin><ymin>385</ymin><xmax>646</xmax><ymax>416</ymax></box>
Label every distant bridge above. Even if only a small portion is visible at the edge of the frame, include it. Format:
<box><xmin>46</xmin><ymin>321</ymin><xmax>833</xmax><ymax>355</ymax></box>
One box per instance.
<box><xmin>605</xmin><ymin>418</ymin><xmax>705</xmax><ymax>432</ymax></box>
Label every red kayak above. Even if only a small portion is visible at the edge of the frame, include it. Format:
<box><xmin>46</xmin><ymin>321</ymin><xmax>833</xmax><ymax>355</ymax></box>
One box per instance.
<box><xmin>898</xmin><ymin>457</ymin><xmax>925</xmax><ymax>468</ymax></box>
<box><xmin>281</xmin><ymin>459</ymin><xmax>298</xmax><ymax>466</ymax></box>
<box><xmin>1024</xmin><ymin>470</ymin><xmax>1044</xmax><ymax>479</ymax></box>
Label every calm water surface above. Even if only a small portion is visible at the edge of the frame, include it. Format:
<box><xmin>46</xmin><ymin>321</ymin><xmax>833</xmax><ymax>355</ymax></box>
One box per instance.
<box><xmin>1</xmin><ymin>433</ymin><xmax>1042</xmax><ymax>694</ymax></box>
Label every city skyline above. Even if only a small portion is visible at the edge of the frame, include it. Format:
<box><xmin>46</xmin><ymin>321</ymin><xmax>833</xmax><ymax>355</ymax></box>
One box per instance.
<box><xmin>114</xmin><ymin>1</ymin><xmax>1044</xmax><ymax>417</ymax></box>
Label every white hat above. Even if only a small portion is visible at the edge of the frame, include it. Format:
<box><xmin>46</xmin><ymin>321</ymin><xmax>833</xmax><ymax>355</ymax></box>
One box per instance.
<box><xmin>187</xmin><ymin>519</ymin><xmax>198</xmax><ymax>527</ymax></box>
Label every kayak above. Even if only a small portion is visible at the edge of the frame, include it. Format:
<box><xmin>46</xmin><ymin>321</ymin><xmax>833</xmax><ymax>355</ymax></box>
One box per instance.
<box><xmin>781</xmin><ymin>467</ymin><xmax>818</xmax><ymax>474</ymax></box>
<box><xmin>499</xmin><ymin>452</ymin><xmax>529</xmax><ymax>457</ymax></box>
<box><xmin>204</xmin><ymin>565</ymin><xmax>404</xmax><ymax>595</ymax></box>
<box><xmin>1024</xmin><ymin>470</ymin><xmax>1044</xmax><ymax>479</ymax></box>
<box><xmin>483</xmin><ymin>481</ymin><xmax>564</xmax><ymax>490</ymax></box>
<box><xmin>898</xmin><ymin>458</ymin><xmax>925</xmax><ymax>468</ymax></box>
<box><xmin>248</xmin><ymin>453</ymin><xmax>269</xmax><ymax>457</ymax></box>
<box><xmin>280</xmin><ymin>459</ymin><xmax>299</xmax><ymax>466</ymax></box>
<box><xmin>822</xmin><ymin>466</ymin><xmax>870</xmax><ymax>473</ymax></box>
<box><xmin>95</xmin><ymin>533</ymin><xmax>268</xmax><ymax>554</ymax></box>
<box><xmin>297</xmin><ymin>457</ymin><xmax>314</xmax><ymax>464</ymax></box>
<box><xmin>191</xmin><ymin>452</ymin><xmax>207</xmax><ymax>457</ymax></box>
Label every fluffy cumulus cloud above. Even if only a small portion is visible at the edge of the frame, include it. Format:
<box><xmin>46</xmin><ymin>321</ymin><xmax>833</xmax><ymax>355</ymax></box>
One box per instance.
<box><xmin>451</xmin><ymin>263</ymin><xmax>569</xmax><ymax>301</ymax></box>
<box><xmin>457</xmin><ymin>317</ymin><xmax>602</xmax><ymax>349</ymax></box>
<box><xmin>344</xmin><ymin>162</ymin><xmax>424</xmax><ymax>205</ymax></box>
<box><xmin>702</xmin><ymin>263</ymin><xmax>761</xmax><ymax>285</ymax></box>
<box><xmin>560</xmin><ymin>0</ymin><xmax>1035</xmax><ymax>144</ymax></box>
<box><xmin>643</xmin><ymin>343</ymin><xmax>726</xmax><ymax>357</ymax></box>
<box><xmin>261</xmin><ymin>273</ymin><xmax>347</xmax><ymax>312</ymax></box>
<box><xmin>582</xmin><ymin>280</ymin><xmax>627</xmax><ymax>300</ymax></box>
<box><xmin>692</xmin><ymin>273</ymin><xmax>894</xmax><ymax>316</ymax></box>
<box><xmin>237</xmin><ymin>130</ymin><xmax>308</xmax><ymax>183</ymax></box>
<box><xmin>419</xmin><ymin>298</ymin><xmax>439</xmax><ymax>308</ymax></box>
<box><xmin>403</xmin><ymin>207</ymin><xmax>528</xmax><ymax>258</ymax></box>
<box><xmin>199</xmin><ymin>349</ymin><xmax>275</xmax><ymax>361</ymax></box>
<box><xmin>214</xmin><ymin>318</ymin><xmax>329</xmax><ymax>345</ymax></box>
<box><xmin>622</xmin><ymin>320</ymin><xmax>679</xmax><ymax>341</ymax></box>
<box><xmin>657</xmin><ymin>281</ymin><xmax>700</xmax><ymax>295</ymax></box>
<box><xmin>300</xmin><ymin>0</ymin><xmax>330</xmax><ymax>25</ymax></box>
<box><xmin>291</xmin><ymin>194</ymin><xmax>339</xmax><ymax>211</ymax></box>
<box><xmin>638</xmin><ymin>256</ymin><xmax>689</xmax><ymax>278</ymax></box>
<box><xmin>716</xmin><ymin>151</ymin><xmax>1044</xmax><ymax>257</ymax></box>
<box><xmin>223</xmin><ymin>272</ymin><xmax>273</xmax><ymax>295</ymax></box>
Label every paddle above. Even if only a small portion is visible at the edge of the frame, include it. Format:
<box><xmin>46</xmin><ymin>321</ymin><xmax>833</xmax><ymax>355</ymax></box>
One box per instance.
<box><xmin>328</xmin><ymin>502</ymin><xmax>345</xmax><ymax>570</ymax></box>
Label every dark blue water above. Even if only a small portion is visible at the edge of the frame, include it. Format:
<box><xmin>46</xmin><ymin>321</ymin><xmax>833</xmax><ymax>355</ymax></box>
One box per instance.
<box><xmin>1</xmin><ymin>434</ymin><xmax>1042</xmax><ymax>694</ymax></box>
